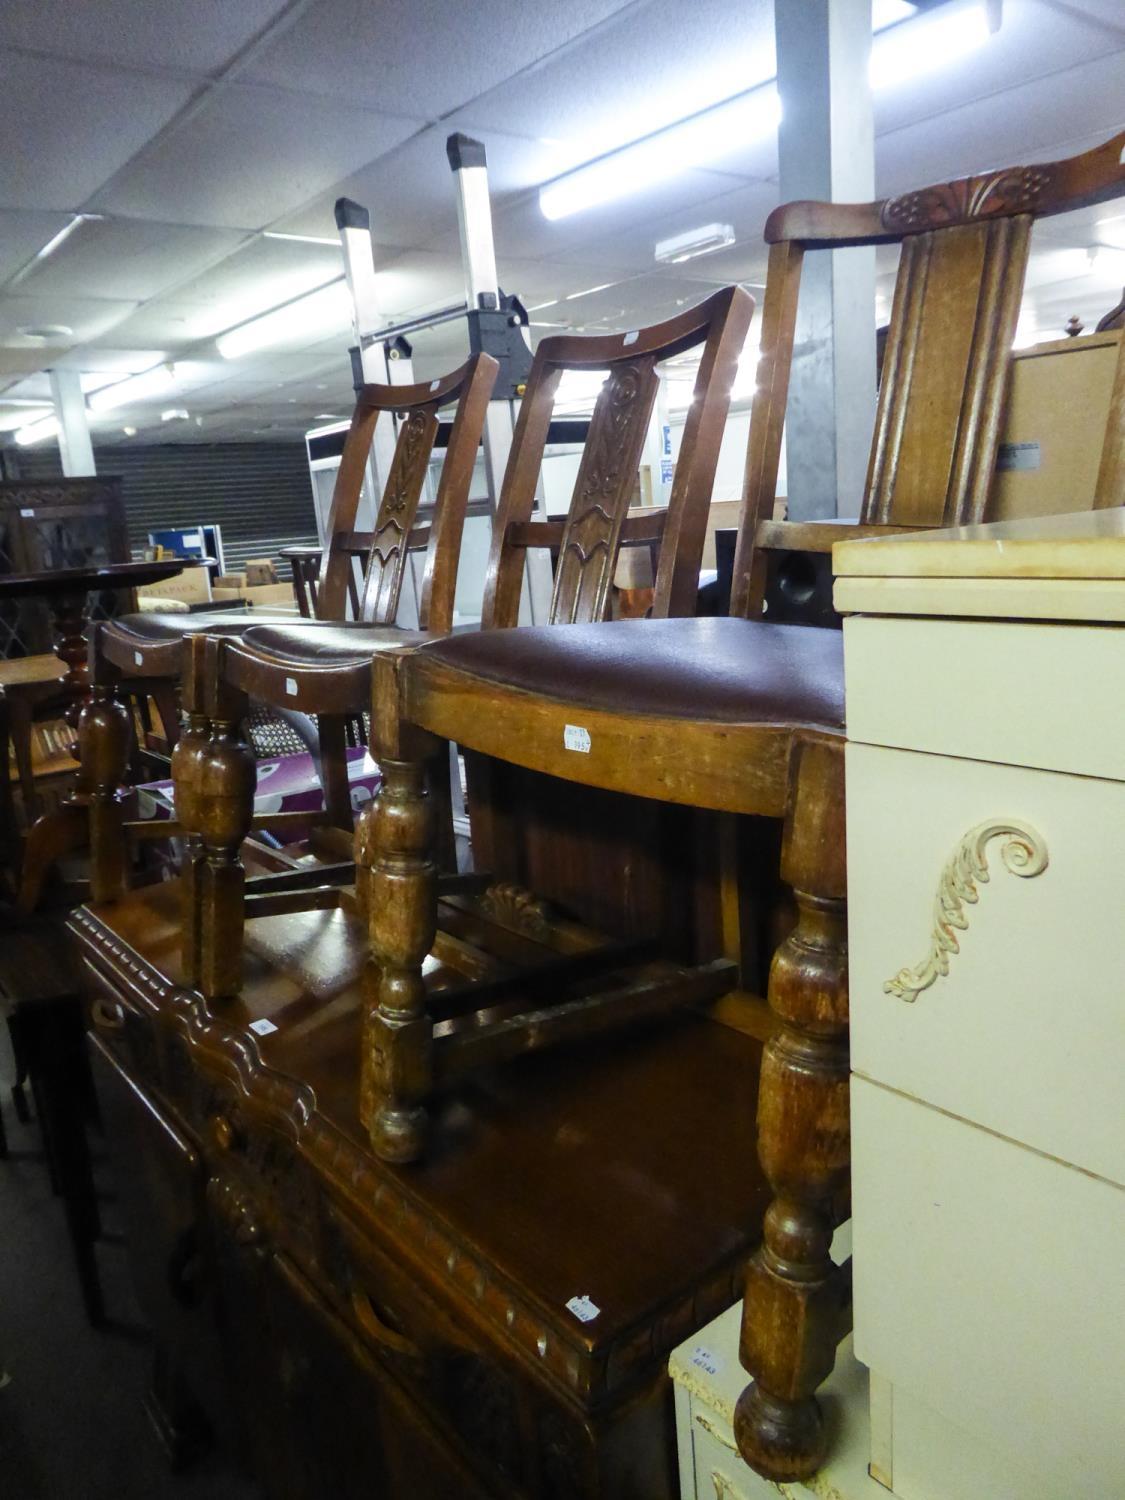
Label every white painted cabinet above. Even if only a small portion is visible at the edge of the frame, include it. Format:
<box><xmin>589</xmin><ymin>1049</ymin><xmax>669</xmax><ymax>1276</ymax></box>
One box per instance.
<box><xmin>836</xmin><ymin>509</ymin><xmax>1125</xmax><ymax>1500</ymax></box>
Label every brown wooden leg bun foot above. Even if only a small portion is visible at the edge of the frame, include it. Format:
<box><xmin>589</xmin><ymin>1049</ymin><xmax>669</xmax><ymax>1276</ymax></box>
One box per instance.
<box><xmin>733</xmin><ymin>1380</ymin><xmax>825</xmax><ymax>1482</ymax></box>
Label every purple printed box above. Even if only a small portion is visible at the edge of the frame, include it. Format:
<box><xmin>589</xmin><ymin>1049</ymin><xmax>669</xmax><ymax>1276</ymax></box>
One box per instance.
<box><xmin>135</xmin><ymin>746</ymin><xmax>382</xmax><ymax>822</ymax></box>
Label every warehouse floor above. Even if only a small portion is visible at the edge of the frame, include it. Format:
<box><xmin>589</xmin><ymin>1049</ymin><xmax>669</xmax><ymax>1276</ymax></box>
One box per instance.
<box><xmin>0</xmin><ymin>1029</ymin><xmax>258</xmax><ymax>1500</ymax></box>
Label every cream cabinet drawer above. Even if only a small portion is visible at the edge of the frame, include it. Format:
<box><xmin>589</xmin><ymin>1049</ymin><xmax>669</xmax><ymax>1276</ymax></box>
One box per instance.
<box><xmin>843</xmin><ymin>614</ymin><xmax>1125</xmax><ymax>780</ymax></box>
<box><xmin>847</xmin><ymin>741</ymin><xmax>1125</xmax><ymax>1185</ymax></box>
<box><xmin>852</xmin><ymin>1077</ymin><xmax>1125</xmax><ymax>1498</ymax></box>
<box><xmin>687</xmin><ymin>1403</ymin><xmax>760</xmax><ymax>1500</ymax></box>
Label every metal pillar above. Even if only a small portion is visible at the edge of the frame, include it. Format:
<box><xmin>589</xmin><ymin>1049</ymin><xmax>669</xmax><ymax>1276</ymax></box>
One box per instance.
<box><xmin>775</xmin><ymin>0</ymin><xmax>876</xmax><ymax>519</ymax></box>
<box><xmin>447</xmin><ymin>134</ymin><xmax>552</xmax><ymax>624</ymax></box>
<box><xmin>49</xmin><ymin>369</ymin><xmax>95</xmax><ymax>476</ymax></box>
<box><xmin>336</xmin><ymin>198</ymin><xmax>402</xmax><ymax>501</ymax></box>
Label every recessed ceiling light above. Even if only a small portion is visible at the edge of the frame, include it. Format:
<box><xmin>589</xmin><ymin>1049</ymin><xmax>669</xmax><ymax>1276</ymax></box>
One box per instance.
<box><xmin>122</xmin><ymin>426</ymin><xmax>137</xmax><ymax>436</ymax></box>
<box><xmin>161</xmin><ymin>408</ymin><xmax>190</xmax><ymax>422</ymax></box>
<box><xmin>16</xmin><ymin>323</ymin><xmax>74</xmax><ymax>342</ymax></box>
<box><xmin>655</xmin><ymin>223</ymin><xmax>735</xmax><ymax>264</ymax></box>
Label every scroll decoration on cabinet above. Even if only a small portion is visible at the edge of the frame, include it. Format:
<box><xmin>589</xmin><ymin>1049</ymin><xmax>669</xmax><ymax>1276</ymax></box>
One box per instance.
<box><xmin>884</xmin><ymin>818</ymin><xmax>1048</xmax><ymax>1003</ymax></box>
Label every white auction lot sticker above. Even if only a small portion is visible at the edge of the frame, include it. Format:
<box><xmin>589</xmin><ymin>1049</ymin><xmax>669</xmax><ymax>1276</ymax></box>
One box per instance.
<box><xmin>563</xmin><ymin>724</ymin><xmax>591</xmax><ymax>753</ymax></box>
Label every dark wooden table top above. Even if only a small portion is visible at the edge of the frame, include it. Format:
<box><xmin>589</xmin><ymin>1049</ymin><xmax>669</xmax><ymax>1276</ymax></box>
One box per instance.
<box><xmin>0</xmin><ymin>560</ymin><xmax>189</xmax><ymax>600</ymax></box>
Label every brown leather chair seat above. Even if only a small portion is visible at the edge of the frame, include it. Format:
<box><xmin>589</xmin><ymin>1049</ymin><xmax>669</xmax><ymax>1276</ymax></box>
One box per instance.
<box><xmin>238</xmin><ymin>620</ymin><xmax>434</xmax><ymax>667</ymax></box>
<box><xmin>416</xmin><ymin>616</ymin><xmax>845</xmax><ymax>730</ymax></box>
<box><xmin>103</xmin><ymin>609</ymin><xmax>299</xmax><ymax>643</ymax></box>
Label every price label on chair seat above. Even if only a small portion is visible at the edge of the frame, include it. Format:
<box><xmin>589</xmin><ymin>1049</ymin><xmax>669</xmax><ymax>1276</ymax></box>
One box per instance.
<box><xmin>563</xmin><ymin>724</ymin><xmax>591</xmax><ymax>753</ymax></box>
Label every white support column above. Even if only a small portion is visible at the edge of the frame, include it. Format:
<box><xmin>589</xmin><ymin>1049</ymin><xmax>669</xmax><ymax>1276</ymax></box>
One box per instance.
<box><xmin>49</xmin><ymin>369</ymin><xmax>96</xmax><ymax>476</ymax></box>
<box><xmin>775</xmin><ymin>0</ymin><xmax>876</xmax><ymax>519</ymax></box>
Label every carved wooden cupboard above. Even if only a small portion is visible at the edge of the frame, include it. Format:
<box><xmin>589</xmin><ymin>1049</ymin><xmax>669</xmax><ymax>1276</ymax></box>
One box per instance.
<box><xmin>72</xmin><ymin>879</ymin><xmax>769</xmax><ymax>1500</ymax></box>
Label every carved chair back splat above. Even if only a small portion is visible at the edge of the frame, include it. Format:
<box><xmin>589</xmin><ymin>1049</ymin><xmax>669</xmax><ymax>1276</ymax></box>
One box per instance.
<box><xmin>317</xmin><ymin>355</ymin><xmax>498</xmax><ymax>635</ymax></box>
<box><xmin>483</xmin><ymin>285</ymin><xmax>755</xmax><ymax>628</ymax></box>
<box><xmin>732</xmin><ymin>127</ymin><xmax>1125</xmax><ymax>617</ymax></box>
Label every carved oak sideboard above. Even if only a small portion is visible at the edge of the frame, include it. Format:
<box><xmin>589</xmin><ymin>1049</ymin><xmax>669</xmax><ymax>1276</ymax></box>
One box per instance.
<box><xmin>69</xmin><ymin>878</ymin><xmax>769</xmax><ymax>1499</ymax></box>
<box><xmin>835</xmin><ymin>509</ymin><xmax>1125</xmax><ymax>1500</ymax></box>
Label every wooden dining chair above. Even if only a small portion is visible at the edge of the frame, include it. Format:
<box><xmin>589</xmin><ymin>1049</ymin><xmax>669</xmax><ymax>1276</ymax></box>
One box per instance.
<box><xmin>78</xmin><ymin>353</ymin><xmax>498</xmax><ymax>909</ymax></box>
<box><xmin>181</xmin><ymin>287</ymin><xmax>754</xmax><ymax>1002</ymax></box>
<box><xmin>356</xmin><ymin>129</ymin><xmax>1125</xmax><ymax>1487</ymax></box>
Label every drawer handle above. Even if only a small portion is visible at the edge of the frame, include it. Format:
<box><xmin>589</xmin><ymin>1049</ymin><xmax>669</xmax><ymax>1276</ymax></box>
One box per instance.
<box><xmin>350</xmin><ymin>1288</ymin><xmax>423</xmax><ymax>1361</ymax></box>
<box><xmin>90</xmin><ymin>998</ymin><xmax>126</xmax><ymax>1031</ymax></box>
<box><xmin>884</xmin><ymin>818</ymin><xmax>1048</xmax><ymax>1004</ymax></box>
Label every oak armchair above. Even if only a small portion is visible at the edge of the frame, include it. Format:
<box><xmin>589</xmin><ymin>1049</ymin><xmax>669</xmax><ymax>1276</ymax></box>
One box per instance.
<box><xmin>360</xmin><ymin>129</ymin><xmax>1125</xmax><ymax>1489</ymax></box>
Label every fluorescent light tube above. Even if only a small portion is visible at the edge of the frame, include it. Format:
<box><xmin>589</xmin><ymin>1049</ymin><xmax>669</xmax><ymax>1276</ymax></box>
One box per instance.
<box><xmin>87</xmin><ymin>364</ymin><xmax>176</xmax><ymax>413</ymax></box>
<box><xmin>216</xmin><ymin>279</ymin><xmax>351</xmax><ymax>360</ymax></box>
<box><xmin>539</xmin><ymin>85</ymin><xmax>781</xmax><ymax>221</ymax></box>
<box><xmin>870</xmin><ymin>2</ymin><xmax>990</xmax><ymax>88</ymax></box>
<box><xmin>15</xmin><ymin>414</ymin><xmax>60</xmax><ymax>446</ymax></box>
<box><xmin>263</xmin><ymin>231</ymin><xmax>344</xmax><ymax>247</ymax></box>
<box><xmin>0</xmin><ymin>406</ymin><xmax>52</xmax><ymax>432</ymax></box>
<box><xmin>539</xmin><ymin>4</ymin><xmax>991</xmax><ymax>221</ymax></box>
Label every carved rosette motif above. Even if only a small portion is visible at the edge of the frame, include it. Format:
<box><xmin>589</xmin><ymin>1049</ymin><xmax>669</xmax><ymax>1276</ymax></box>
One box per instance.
<box><xmin>881</xmin><ymin>165</ymin><xmax>1054</xmax><ymax>234</ymax></box>
<box><xmin>884</xmin><ymin>818</ymin><xmax>1049</xmax><ymax>1003</ymax></box>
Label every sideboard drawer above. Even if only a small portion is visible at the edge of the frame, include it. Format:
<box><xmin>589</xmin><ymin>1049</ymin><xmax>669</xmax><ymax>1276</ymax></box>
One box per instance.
<box><xmin>847</xmin><ymin>741</ymin><xmax>1125</xmax><ymax>1185</ymax></box>
<box><xmin>844</xmin><ymin>614</ymin><xmax>1125</xmax><ymax>780</ymax></box>
<box><xmin>852</xmin><ymin>1077</ymin><xmax>1125</xmax><ymax>1497</ymax></box>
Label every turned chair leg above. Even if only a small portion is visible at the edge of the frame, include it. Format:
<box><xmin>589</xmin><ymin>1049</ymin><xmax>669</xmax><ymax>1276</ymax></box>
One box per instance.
<box><xmin>195</xmin><ymin>714</ymin><xmax>255</xmax><ymax>1001</ymax></box>
<box><xmin>734</xmin><ymin>734</ymin><xmax>849</xmax><ymax>1483</ymax></box>
<box><xmin>77</xmin><ymin>683</ymin><xmax>133</xmax><ymax>903</ymax></box>
<box><xmin>360</xmin><ymin>750</ymin><xmax>438</xmax><ymax>1164</ymax></box>
<box><xmin>170</xmin><ymin>709</ymin><xmax>214</xmax><ymax>985</ymax></box>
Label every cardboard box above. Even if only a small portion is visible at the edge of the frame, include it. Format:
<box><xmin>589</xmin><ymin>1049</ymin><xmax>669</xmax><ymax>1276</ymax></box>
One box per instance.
<box><xmin>245</xmin><ymin>558</ymin><xmax>278</xmax><ymax>585</ymax></box>
<box><xmin>989</xmin><ymin>329</ymin><xmax>1121</xmax><ymax>519</ymax></box>
<box><xmin>136</xmin><ymin>562</ymin><xmax>213</xmax><ymax>605</ymax></box>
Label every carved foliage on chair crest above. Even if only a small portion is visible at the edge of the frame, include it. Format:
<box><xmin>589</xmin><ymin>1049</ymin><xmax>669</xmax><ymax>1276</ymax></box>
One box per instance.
<box><xmin>882</xmin><ymin>164</ymin><xmax>1055</xmax><ymax>235</ymax></box>
<box><xmin>361</xmin><ymin>407</ymin><xmax>438</xmax><ymax>623</ymax></box>
<box><xmin>551</xmin><ymin>358</ymin><xmax>659</xmax><ymax>623</ymax></box>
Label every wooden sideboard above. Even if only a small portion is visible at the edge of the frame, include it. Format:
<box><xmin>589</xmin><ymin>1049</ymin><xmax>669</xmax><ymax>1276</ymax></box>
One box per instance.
<box><xmin>69</xmin><ymin>877</ymin><xmax>770</xmax><ymax>1499</ymax></box>
<box><xmin>835</xmin><ymin>509</ymin><xmax>1125</xmax><ymax>1500</ymax></box>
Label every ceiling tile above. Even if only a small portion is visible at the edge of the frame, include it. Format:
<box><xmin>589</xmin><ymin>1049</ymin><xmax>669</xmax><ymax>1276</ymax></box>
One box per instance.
<box><xmin>274</xmin><ymin>123</ymin><xmax>569</xmax><ymax>250</ymax></box>
<box><xmin>13</xmin><ymin>218</ymin><xmax>249</xmax><ymax>302</ymax></box>
<box><xmin>455</xmin><ymin>0</ymin><xmax>776</xmax><ymax>167</ymax></box>
<box><xmin>491</xmin><ymin>168</ymin><xmax>756</xmax><ymax>270</ymax></box>
<box><xmin>243</xmin><ymin>0</ymin><xmax>637</xmax><ymax>116</ymax></box>
<box><xmin>0</xmin><ymin>209</ymin><xmax>73</xmax><ymax>284</ymax></box>
<box><xmin>0</xmin><ymin>50</ymin><xmax>195</xmax><ymax>209</ymax></box>
<box><xmin>89</xmin><ymin>82</ymin><xmax>422</xmax><ymax>230</ymax></box>
<box><xmin>875</xmin><ymin>52</ymin><xmax>1125</xmax><ymax>198</ymax></box>
<box><xmin>872</xmin><ymin>1</ymin><xmax>1116</xmax><ymax>138</ymax></box>
<box><xmin>0</xmin><ymin>292</ymin><xmax>138</xmax><ymax>345</ymax></box>
<box><xmin>0</xmin><ymin>0</ymin><xmax>295</xmax><ymax>75</ymax></box>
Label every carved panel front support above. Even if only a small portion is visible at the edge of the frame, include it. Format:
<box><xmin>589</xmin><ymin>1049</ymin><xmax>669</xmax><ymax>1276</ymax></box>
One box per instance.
<box><xmin>735</xmin><ymin>735</ymin><xmax>849</xmax><ymax>1483</ymax></box>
